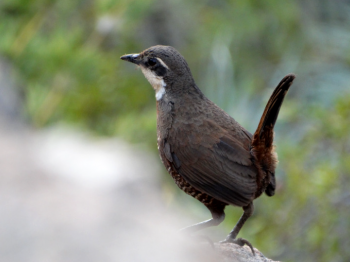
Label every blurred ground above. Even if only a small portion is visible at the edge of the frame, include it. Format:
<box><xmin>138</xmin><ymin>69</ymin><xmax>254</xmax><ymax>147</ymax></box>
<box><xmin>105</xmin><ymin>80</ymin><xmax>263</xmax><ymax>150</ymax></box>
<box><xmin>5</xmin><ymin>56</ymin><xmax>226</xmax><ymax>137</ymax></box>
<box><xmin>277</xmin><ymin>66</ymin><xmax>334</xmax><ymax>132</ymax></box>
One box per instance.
<box><xmin>0</xmin><ymin>100</ymin><xmax>215</xmax><ymax>261</ymax></box>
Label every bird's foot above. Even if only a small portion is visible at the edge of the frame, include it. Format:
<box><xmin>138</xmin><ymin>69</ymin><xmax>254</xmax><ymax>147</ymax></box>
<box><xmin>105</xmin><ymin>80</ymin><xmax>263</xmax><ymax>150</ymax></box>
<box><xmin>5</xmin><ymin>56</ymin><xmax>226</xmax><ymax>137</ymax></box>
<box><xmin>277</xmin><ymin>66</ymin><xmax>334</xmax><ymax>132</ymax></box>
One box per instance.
<box><xmin>193</xmin><ymin>235</ymin><xmax>215</xmax><ymax>249</ymax></box>
<box><xmin>178</xmin><ymin>228</ymin><xmax>214</xmax><ymax>248</ymax></box>
<box><xmin>220</xmin><ymin>237</ymin><xmax>255</xmax><ymax>256</ymax></box>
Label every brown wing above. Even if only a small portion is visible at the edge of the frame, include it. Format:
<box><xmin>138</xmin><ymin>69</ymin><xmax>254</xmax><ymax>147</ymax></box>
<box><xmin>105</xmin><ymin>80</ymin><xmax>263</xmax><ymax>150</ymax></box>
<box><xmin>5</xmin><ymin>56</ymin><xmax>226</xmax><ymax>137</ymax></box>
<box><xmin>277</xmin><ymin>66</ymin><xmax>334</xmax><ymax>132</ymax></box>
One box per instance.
<box><xmin>166</xmin><ymin>120</ymin><xmax>258</xmax><ymax>207</ymax></box>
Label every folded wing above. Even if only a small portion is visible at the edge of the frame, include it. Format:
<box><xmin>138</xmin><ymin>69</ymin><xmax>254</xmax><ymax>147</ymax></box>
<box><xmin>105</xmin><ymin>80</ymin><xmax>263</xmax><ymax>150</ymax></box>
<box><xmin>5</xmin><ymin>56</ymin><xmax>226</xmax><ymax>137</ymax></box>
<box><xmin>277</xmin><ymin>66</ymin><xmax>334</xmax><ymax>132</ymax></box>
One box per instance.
<box><xmin>166</xmin><ymin>121</ymin><xmax>258</xmax><ymax>207</ymax></box>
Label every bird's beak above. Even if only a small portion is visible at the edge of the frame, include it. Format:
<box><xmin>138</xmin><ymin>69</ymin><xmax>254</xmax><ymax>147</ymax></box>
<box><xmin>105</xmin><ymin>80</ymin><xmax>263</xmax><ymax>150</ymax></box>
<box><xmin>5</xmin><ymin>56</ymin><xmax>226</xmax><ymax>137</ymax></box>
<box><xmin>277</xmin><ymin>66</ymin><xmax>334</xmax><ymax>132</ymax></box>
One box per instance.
<box><xmin>120</xmin><ymin>53</ymin><xmax>141</xmax><ymax>65</ymax></box>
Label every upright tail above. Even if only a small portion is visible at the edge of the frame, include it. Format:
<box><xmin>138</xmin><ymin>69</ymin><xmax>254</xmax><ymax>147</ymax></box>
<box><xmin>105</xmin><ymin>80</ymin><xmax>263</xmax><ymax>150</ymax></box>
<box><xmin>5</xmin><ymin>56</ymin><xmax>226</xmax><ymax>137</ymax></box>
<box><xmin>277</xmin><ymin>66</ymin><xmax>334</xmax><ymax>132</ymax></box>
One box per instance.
<box><xmin>253</xmin><ymin>74</ymin><xmax>295</xmax><ymax>145</ymax></box>
<box><xmin>252</xmin><ymin>73</ymin><xmax>295</xmax><ymax>197</ymax></box>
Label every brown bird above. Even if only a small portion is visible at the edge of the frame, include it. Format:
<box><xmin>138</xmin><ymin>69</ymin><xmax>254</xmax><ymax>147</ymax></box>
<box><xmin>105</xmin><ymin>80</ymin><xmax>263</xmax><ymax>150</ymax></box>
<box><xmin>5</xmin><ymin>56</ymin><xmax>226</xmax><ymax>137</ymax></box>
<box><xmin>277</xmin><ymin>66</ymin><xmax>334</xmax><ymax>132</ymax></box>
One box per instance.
<box><xmin>121</xmin><ymin>45</ymin><xmax>295</xmax><ymax>254</ymax></box>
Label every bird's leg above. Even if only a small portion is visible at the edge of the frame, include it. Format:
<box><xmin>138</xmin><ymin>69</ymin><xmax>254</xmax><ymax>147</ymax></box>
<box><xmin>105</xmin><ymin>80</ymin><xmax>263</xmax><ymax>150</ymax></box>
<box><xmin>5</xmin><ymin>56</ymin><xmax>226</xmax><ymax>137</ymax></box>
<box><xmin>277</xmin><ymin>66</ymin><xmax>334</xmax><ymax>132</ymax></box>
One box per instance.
<box><xmin>180</xmin><ymin>211</ymin><xmax>225</xmax><ymax>247</ymax></box>
<box><xmin>221</xmin><ymin>202</ymin><xmax>255</xmax><ymax>255</ymax></box>
<box><xmin>226</xmin><ymin>202</ymin><xmax>254</xmax><ymax>239</ymax></box>
<box><xmin>180</xmin><ymin>211</ymin><xmax>225</xmax><ymax>233</ymax></box>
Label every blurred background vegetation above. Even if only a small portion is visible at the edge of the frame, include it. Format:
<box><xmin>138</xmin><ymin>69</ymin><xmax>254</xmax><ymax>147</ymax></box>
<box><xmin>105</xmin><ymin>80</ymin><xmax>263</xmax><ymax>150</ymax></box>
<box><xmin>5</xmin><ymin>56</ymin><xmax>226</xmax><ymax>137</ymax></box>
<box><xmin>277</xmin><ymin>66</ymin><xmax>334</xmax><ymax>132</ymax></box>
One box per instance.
<box><xmin>1</xmin><ymin>0</ymin><xmax>350</xmax><ymax>261</ymax></box>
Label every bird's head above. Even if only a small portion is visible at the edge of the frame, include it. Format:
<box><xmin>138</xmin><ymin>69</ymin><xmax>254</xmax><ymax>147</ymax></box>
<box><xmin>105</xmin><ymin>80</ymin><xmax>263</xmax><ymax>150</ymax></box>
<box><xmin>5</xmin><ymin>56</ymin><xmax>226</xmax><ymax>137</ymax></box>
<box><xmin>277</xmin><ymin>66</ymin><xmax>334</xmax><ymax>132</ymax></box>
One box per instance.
<box><xmin>121</xmin><ymin>45</ymin><xmax>196</xmax><ymax>101</ymax></box>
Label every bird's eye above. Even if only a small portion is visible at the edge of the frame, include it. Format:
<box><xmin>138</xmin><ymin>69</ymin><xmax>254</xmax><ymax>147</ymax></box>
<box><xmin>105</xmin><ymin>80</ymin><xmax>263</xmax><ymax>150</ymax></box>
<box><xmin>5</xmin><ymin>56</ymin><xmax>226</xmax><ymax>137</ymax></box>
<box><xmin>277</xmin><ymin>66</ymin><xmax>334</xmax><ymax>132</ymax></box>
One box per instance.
<box><xmin>148</xmin><ymin>58</ymin><xmax>157</xmax><ymax>67</ymax></box>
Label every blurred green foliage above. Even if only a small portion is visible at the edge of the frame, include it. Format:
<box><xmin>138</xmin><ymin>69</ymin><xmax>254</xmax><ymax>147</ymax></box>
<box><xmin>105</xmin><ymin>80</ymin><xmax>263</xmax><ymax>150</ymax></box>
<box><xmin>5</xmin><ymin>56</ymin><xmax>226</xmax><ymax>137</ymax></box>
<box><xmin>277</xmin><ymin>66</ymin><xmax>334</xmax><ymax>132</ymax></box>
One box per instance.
<box><xmin>1</xmin><ymin>0</ymin><xmax>350</xmax><ymax>261</ymax></box>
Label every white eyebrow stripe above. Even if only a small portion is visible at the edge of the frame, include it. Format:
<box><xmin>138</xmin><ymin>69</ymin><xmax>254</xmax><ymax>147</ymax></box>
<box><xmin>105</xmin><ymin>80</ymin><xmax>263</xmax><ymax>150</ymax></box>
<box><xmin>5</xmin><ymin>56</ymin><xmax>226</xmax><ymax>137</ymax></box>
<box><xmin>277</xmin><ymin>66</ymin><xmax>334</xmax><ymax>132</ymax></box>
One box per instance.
<box><xmin>156</xmin><ymin>58</ymin><xmax>169</xmax><ymax>69</ymax></box>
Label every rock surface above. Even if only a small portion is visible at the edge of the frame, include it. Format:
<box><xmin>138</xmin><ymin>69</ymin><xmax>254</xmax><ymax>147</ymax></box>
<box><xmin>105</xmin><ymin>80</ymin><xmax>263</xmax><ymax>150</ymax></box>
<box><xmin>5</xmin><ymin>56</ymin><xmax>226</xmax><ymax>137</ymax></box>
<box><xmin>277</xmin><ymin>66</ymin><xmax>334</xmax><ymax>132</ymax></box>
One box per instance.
<box><xmin>217</xmin><ymin>243</ymin><xmax>279</xmax><ymax>262</ymax></box>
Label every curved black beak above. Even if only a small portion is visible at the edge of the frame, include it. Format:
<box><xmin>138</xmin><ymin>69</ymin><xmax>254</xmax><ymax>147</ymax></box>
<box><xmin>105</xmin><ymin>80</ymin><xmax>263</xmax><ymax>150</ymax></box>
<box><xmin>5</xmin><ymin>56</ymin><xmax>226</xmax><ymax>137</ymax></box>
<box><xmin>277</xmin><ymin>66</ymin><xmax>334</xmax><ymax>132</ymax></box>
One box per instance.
<box><xmin>120</xmin><ymin>53</ymin><xmax>140</xmax><ymax>65</ymax></box>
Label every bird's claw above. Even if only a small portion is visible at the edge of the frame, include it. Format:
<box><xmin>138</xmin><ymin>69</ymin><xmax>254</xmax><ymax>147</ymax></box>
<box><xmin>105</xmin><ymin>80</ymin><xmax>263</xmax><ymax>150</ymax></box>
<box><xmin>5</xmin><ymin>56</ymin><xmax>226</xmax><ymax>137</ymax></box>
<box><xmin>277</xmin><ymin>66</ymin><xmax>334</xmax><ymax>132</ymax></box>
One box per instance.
<box><xmin>220</xmin><ymin>237</ymin><xmax>255</xmax><ymax>256</ymax></box>
<box><xmin>179</xmin><ymin>230</ymin><xmax>215</xmax><ymax>249</ymax></box>
<box><xmin>195</xmin><ymin>235</ymin><xmax>215</xmax><ymax>249</ymax></box>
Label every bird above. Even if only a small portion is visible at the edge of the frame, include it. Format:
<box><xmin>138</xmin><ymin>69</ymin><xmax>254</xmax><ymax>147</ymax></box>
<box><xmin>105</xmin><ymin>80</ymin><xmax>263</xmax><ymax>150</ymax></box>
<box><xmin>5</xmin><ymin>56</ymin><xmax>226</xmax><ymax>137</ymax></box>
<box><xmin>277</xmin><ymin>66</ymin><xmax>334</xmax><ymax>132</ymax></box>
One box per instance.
<box><xmin>120</xmin><ymin>45</ymin><xmax>295</xmax><ymax>254</ymax></box>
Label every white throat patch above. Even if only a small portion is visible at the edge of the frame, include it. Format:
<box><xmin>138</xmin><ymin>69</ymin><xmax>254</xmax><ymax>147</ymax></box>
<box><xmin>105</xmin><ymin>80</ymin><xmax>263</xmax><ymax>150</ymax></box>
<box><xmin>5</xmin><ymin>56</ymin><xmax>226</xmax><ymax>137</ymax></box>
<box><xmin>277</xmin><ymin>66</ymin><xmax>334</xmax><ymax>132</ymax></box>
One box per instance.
<box><xmin>155</xmin><ymin>86</ymin><xmax>166</xmax><ymax>101</ymax></box>
<box><xmin>140</xmin><ymin>67</ymin><xmax>167</xmax><ymax>101</ymax></box>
